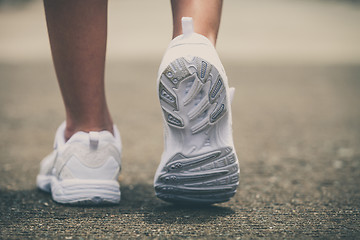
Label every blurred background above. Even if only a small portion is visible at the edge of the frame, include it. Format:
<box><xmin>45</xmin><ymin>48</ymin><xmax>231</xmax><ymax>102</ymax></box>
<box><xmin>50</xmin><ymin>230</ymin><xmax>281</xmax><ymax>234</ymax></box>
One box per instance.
<box><xmin>1</xmin><ymin>0</ymin><xmax>360</xmax><ymax>64</ymax></box>
<box><xmin>0</xmin><ymin>0</ymin><xmax>360</xmax><ymax>238</ymax></box>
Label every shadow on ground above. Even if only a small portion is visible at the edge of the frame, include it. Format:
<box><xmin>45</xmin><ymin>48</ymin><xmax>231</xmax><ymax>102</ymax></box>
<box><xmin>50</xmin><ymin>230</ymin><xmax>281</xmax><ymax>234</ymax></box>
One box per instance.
<box><xmin>121</xmin><ymin>183</ymin><xmax>235</xmax><ymax>224</ymax></box>
<box><xmin>0</xmin><ymin>184</ymin><xmax>236</xmax><ymax>238</ymax></box>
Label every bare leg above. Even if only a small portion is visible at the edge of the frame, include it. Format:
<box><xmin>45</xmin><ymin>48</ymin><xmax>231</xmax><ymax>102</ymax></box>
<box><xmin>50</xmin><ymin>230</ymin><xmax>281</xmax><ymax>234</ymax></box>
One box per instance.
<box><xmin>44</xmin><ymin>0</ymin><xmax>113</xmax><ymax>140</ymax></box>
<box><xmin>171</xmin><ymin>0</ymin><xmax>223</xmax><ymax>46</ymax></box>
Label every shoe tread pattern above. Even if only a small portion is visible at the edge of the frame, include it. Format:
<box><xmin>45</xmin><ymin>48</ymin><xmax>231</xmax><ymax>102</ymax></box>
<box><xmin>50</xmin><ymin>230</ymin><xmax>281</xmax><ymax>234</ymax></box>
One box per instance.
<box><xmin>157</xmin><ymin>57</ymin><xmax>239</xmax><ymax>204</ymax></box>
<box><xmin>155</xmin><ymin>147</ymin><xmax>239</xmax><ymax>204</ymax></box>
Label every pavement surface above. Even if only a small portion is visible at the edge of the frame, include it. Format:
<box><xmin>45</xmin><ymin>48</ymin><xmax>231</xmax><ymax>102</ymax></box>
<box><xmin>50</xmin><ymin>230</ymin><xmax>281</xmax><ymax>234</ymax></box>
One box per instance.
<box><xmin>1</xmin><ymin>0</ymin><xmax>360</xmax><ymax>239</ymax></box>
<box><xmin>1</xmin><ymin>62</ymin><xmax>360</xmax><ymax>239</ymax></box>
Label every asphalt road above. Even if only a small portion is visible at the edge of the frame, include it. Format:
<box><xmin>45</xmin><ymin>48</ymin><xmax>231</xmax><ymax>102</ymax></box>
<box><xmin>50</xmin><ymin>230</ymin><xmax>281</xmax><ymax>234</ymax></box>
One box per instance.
<box><xmin>0</xmin><ymin>61</ymin><xmax>359</xmax><ymax>239</ymax></box>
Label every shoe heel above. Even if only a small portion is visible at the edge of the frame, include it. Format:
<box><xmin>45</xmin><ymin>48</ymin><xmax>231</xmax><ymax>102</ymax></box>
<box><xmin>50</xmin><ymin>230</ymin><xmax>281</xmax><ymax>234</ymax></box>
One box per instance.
<box><xmin>155</xmin><ymin>147</ymin><xmax>239</xmax><ymax>204</ymax></box>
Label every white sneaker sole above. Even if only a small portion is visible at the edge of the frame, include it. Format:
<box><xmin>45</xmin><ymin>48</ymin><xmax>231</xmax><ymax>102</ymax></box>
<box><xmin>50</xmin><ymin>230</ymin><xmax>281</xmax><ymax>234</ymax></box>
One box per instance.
<box><xmin>37</xmin><ymin>174</ymin><xmax>120</xmax><ymax>205</ymax></box>
<box><xmin>155</xmin><ymin>56</ymin><xmax>239</xmax><ymax>204</ymax></box>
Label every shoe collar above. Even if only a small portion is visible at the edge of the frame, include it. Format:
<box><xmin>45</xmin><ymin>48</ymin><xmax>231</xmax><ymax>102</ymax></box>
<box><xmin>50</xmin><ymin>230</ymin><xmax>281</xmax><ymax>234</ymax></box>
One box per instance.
<box><xmin>168</xmin><ymin>17</ymin><xmax>214</xmax><ymax>49</ymax></box>
<box><xmin>53</xmin><ymin>122</ymin><xmax>121</xmax><ymax>152</ymax></box>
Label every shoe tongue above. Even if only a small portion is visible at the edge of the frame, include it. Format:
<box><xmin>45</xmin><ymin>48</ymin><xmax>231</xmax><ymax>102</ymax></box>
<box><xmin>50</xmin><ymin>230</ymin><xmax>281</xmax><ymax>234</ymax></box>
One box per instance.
<box><xmin>54</xmin><ymin>122</ymin><xmax>66</xmax><ymax>149</ymax></box>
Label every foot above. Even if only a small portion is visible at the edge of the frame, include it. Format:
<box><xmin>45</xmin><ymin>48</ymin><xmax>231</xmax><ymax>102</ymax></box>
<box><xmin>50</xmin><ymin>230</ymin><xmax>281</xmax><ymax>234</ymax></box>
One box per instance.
<box><xmin>154</xmin><ymin>17</ymin><xmax>240</xmax><ymax>204</ymax></box>
<box><xmin>36</xmin><ymin>122</ymin><xmax>122</xmax><ymax>205</ymax></box>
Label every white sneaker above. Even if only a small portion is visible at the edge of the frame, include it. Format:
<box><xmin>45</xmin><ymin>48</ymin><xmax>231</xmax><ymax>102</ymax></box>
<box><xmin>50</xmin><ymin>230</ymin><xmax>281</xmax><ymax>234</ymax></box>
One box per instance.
<box><xmin>154</xmin><ymin>17</ymin><xmax>240</xmax><ymax>204</ymax></box>
<box><xmin>36</xmin><ymin>122</ymin><xmax>122</xmax><ymax>205</ymax></box>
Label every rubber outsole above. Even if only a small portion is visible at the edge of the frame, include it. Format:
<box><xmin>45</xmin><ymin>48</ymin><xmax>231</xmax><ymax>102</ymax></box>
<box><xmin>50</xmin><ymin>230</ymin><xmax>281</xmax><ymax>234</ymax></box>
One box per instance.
<box><xmin>155</xmin><ymin>57</ymin><xmax>239</xmax><ymax>204</ymax></box>
<box><xmin>37</xmin><ymin>175</ymin><xmax>120</xmax><ymax>205</ymax></box>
